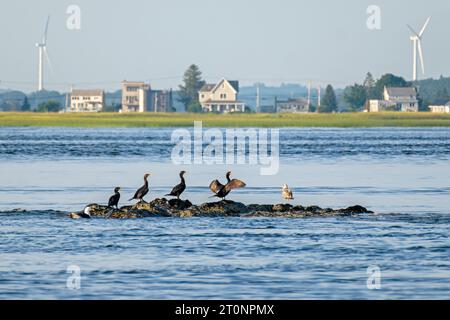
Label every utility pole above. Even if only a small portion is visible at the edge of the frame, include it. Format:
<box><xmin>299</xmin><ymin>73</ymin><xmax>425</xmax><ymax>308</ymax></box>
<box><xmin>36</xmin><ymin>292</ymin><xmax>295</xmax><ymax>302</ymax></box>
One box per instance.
<box><xmin>317</xmin><ymin>85</ymin><xmax>321</xmax><ymax>113</ymax></box>
<box><xmin>256</xmin><ymin>83</ymin><xmax>261</xmax><ymax>113</ymax></box>
<box><xmin>65</xmin><ymin>84</ymin><xmax>72</xmax><ymax>113</ymax></box>
<box><xmin>307</xmin><ymin>81</ymin><xmax>311</xmax><ymax>108</ymax></box>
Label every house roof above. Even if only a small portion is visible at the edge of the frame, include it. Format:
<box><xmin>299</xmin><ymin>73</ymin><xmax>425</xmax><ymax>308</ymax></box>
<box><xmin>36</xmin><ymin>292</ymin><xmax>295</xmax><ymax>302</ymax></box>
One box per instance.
<box><xmin>71</xmin><ymin>89</ymin><xmax>104</xmax><ymax>96</ymax></box>
<box><xmin>199</xmin><ymin>84</ymin><xmax>215</xmax><ymax>92</ymax></box>
<box><xmin>277</xmin><ymin>98</ymin><xmax>309</xmax><ymax>105</ymax></box>
<box><xmin>200</xmin><ymin>79</ymin><xmax>239</xmax><ymax>93</ymax></box>
<box><xmin>386</xmin><ymin>87</ymin><xmax>417</xmax><ymax>97</ymax></box>
<box><xmin>228</xmin><ymin>80</ymin><xmax>239</xmax><ymax>92</ymax></box>
<box><xmin>202</xmin><ymin>99</ymin><xmax>244</xmax><ymax>104</ymax></box>
<box><xmin>446</xmin><ymin>101</ymin><xmax>450</xmax><ymax>106</ymax></box>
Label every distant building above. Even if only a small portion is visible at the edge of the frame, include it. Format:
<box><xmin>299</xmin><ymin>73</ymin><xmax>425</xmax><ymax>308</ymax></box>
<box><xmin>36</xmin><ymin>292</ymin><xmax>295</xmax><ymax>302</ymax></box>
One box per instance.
<box><xmin>121</xmin><ymin>81</ymin><xmax>151</xmax><ymax>113</ymax></box>
<box><xmin>69</xmin><ymin>89</ymin><xmax>105</xmax><ymax>112</ymax></box>
<box><xmin>259</xmin><ymin>105</ymin><xmax>276</xmax><ymax>113</ymax></box>
<box><xmin>369</xmin><ymin>87</ymin><xmax>419</xmax><ymax>112</ymax></box>
<box><xmin>150</xmin><ymin>89</ymin><xmax>174</xmax><ymax>112</ymax></box>
<box><xmin>429</xmin><ymin>101</ymin><xmax>450</xmax><ymax>113</ymax></box>
<box><xmin>275</xmin><ymin>97</ymin><xmax>310</xmax><ymax>113</ymax></box>
<box><xmin>199</xmin><ymin>79</ymin><xmax>245</xmax><ymax>113</ymax></box>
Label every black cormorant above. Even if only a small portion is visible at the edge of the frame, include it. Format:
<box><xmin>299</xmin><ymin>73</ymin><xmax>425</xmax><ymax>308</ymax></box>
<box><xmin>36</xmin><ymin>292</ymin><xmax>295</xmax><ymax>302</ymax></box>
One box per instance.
<box><xmin>209</xmin><ymin>171</ymin><xmax>246</xmax><ymax>200</ymax></box>
<box><xmin>108</xmin><ymin>187</ymin><xmax>121</xmax><ymax>208</ymax></box>
<box><xmin>129</xmin><ymin>173</ymin><xmax>151</xmax><ymax>203</ymax></box>
<box><xmin>165</xmin><ymin>171</ymin><xmax>187</xmax><ymax>199</ymax></box>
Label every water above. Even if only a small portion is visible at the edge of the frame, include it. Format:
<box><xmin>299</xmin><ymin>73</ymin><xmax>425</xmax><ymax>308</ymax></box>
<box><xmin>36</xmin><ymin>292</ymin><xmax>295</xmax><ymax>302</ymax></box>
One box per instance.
<box><xmin>0</xmin><ymin>127</ymin><xmax>449</xmax><ymax>299</ymax></box>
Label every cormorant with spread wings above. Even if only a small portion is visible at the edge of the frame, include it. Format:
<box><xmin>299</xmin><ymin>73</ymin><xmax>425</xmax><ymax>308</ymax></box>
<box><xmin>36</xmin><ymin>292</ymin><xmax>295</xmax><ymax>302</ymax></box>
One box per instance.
<box><xmin>209</xmin><ymin>171</ymin><xmax>246</xmax><ymax>200</ymax></box>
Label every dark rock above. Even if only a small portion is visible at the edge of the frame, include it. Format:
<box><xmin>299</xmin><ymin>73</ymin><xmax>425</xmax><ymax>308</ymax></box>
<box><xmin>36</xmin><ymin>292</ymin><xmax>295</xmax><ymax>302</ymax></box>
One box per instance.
<box><xmin>197</xmin><ymin>201</ymin><xmax>249</xmax><ymax>217</ymax></box>
<box><xmin>272</xmin><ymin>204</ymin><xmax>293</xmax><ymax>212</ymax></box>
<box><xmin>248</xmin><ymin>204</ymin><xmax>273</xmax><ymax>212</ymax></box>
<box><xmin>340</xmin><ymin>205</ymin><xmax>374</xmax><ymax>214</ymax></box>
<box><xmin>149</xmin><ymin>198</ymin><xmax>168</xmax><ymax>206</ymax></box>
<box><xmin>292</xmin><ymin>205</ymin><xmax>305</xmax><ymax>211</ymax></box>
<box><xmin>305</xmin><ymin>206</ymin><xmax>322</xmax><ymax>213</ymax></box>
<box><xmin>74</xmin><ymin>200</ymin><xmax>373</xmax><ymax>219</ymax></box>
<box><xmin>168</xmin><ymin>199</ymin><xmax>192</xmax><ymax>210</ymax></box>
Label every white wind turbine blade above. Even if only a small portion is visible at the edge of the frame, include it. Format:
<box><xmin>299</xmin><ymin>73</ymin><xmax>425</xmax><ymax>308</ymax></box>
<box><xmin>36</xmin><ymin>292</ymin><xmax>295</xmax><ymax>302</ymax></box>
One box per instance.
<box><xmin>43</xmin><ymin>47</ymin><xmax>54</xmax><ymax>75</ymax></box>
<box><xmin>417</xmin><ymin>40</ymin><xmax>425</xmax><ymax>74</ymax></box>
<box><xmin>419</xmin><ymin>17</ymin><xmax>431</xmax><ymax>38</ymax></box>
<box><xmin>43</xmin><ymin>15</ymin><xmax>50</xmax><ymax>44</ymax></box>
<box><xmin>407</xmin><ymin>24</ymin><xmax>419</xmax><ymax>37</ymax></box>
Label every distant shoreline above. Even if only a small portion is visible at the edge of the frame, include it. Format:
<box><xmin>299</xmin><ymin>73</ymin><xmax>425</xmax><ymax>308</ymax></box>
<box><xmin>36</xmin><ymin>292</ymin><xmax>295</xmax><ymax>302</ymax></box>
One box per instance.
<box><xmin>0</xmin><ymin>112</ymin><xmax>450</xmax><ymax>128</ymax></box>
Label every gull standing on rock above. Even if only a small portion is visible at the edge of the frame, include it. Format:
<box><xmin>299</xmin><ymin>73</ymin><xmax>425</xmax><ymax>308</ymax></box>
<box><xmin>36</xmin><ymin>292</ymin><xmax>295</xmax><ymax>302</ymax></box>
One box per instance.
<box><xmin>282</xmin><ymin>184</ymin><xmax>294</xmax><ymax>201</ymax></box>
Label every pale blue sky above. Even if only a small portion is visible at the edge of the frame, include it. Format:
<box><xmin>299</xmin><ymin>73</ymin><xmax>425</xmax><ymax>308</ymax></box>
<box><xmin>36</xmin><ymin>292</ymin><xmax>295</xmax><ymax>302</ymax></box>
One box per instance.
<box><xmin>0</xmin><ymin>0</ymin><xmax>448</xmax><ymax>92</ymax></box>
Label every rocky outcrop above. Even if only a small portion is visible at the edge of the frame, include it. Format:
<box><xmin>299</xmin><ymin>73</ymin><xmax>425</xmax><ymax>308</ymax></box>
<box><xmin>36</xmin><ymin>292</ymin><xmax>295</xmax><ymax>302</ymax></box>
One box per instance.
<box><xmin>70</xmin><ymin>199</ymin><xmax>373</xmax><ymax>219</ymax></box>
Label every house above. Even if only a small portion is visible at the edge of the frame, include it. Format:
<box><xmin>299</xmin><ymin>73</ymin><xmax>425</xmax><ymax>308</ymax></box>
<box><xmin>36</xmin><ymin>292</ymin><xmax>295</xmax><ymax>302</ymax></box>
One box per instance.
<box><xmin>429</xmin><ymin>102</ymin><xmax>450</xmax><ymax>113</ymax></box>
<box><xmin>199</xmin><ymin>79</ymin><xmax>245</xmax><ymax>113</ymax></box>
<box><xmin>259</xmin><ymin>105</ymin><xmax>276</xmax><ymax>113</ymax></box>
<box><xmin>369</xmin><ymin>87</ymin><xmax>419</xmax><ymax>112</ymax></box>
<box><xmin>69</xmin><ymin>89</ymin><xmax>105</xmax><ymax>112</ymax></box>
<box><xmin>150</xmin><ymin>89</ymin><xmax>174</xmax><ymax>112</ymax></box>
<box><xmin>275</xmin><ymin>97</ymin><xmax>309</xmax><ymax>113</ymax></box>
<box><xmin>121</xmin><ymin>81</ymin><xmax>151</xmax><ymax>113</ymax></box>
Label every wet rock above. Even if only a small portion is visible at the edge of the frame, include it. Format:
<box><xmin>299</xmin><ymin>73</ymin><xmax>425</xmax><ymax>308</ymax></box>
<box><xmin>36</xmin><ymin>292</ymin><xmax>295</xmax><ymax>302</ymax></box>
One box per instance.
<box><xmin>305</xmin><ymin>206</ymin><xmax>322</xmax><ymax>213</ymax></box>
<box><xmin>339</xmin><ymin>205</ymin><xmax>374</xmax><ymax>214</ymax></box>
<box><xmin>272</xmin><ymin>204</ymin><xmax>293</xmax><ymax>212</ymax></box>
<box><xmin>168</xmin><ymin>199</ymin><xmax>192</xmax><ymax>210</ymax></box>
<box><xmin>195</xmin><ymin>201</ymin><xmax>249</xmax><ymax>217</ymax></box>
<box><xmin>248</xmin><ymin>204</ymin><xmax>273</xmax><ymax>212</ymax></box>
<box><xmin>73</xmin><ymin>200</ymin><xmax>373</xmax><ymax>219</ymax></box>
<box><xmin>292</xmin><ymin>205</ymin><xmax>305</xmax><ymax>211</ymax></box>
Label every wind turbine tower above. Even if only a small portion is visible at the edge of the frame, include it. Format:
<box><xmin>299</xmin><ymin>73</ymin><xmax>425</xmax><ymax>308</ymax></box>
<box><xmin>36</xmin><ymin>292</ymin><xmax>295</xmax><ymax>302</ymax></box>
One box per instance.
<box><xmin>408</xmin><ymin>17</ymin><xmax>431</xmax><ymax>82</ymax></box>
<box><xmin>36</xmin><ymin>16</ymin><xmax>53</xmax><ymax>91</ymax></box>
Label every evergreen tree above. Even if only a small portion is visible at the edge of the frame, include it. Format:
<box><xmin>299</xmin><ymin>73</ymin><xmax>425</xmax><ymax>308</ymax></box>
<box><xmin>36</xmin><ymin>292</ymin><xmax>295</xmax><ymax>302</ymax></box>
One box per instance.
<box><xmin>363</xmin><ymin>72</ymin><xmax>376</xmax><ymax>99</ymax></box>
<box><xmin>320</xmin><ymin>85</ymin><xmax>338</xmax><ymax>113</ymax></box>
<box><xmin>374</xmin><ymin>74</ymin><xmax>408</xmax><ymax>98</ymax></box>
<box><xmin>178</xmin><ymin>64</ymin><xmax>205</xmax><ymax>111</ymax></box>
<box><xmin>343</xmin><ymin>84</ymin><xmax>367</xmax><ymax>111</ymax></box>
<box><xmin>186</xmin><ymin>101</ymin><xmax>203</xmax><ymax>113</ymax></box>
<box><xmin>20</xmin><ymin>96</ymin><xmax>31</xmax><ymax>111</ymax></box>
<box><xmin>36</xmin><ymin>100</ymin><xmax>61</xmax><ymax>112</ymax></box>
<box><xmin>433</xmin><ymin>88</ymin><xmax>450</xmax><ymax>105</ymax></box>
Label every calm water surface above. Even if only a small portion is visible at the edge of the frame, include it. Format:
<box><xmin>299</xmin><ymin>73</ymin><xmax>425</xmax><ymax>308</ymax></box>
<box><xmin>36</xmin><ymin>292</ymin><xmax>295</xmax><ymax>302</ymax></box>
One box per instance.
<box><xmin>0</xmin><ymin>127</ymin><xmax>449</xmax><ymax>299</ymax></box>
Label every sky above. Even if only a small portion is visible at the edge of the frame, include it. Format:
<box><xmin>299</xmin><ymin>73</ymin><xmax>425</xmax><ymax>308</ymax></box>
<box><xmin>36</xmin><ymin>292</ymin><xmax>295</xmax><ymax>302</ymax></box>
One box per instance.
<box><xmin>0</xmin><ymin>0</ymin><xmax>449</xmax><ymax>92</ymax></box>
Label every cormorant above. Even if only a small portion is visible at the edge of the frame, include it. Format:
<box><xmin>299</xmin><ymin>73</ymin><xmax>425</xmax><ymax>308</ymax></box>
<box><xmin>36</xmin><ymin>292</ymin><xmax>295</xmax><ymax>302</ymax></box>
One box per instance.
<box><xmin>209</xmin><ymin>171</ymin><xmax>246</xmax><ymax>200</ymax></box>
<box><xmin>165</xmin><ymin>171</ymin><xmax>187</xmax><ymax>199</ymax></box>
<box><xmin>108</xmin><ymin>187</ymin><xmax>121</xmax><ymax>209</ymax></box>
<box><xmin>282</xmin><ymin>184</ymin><xmax>294</xmax><ymax>200</ymax></box>
<box><xmin>129</xmin><ymin>173</ymin><xmax>151</xmax><ymax>203</ymax></box>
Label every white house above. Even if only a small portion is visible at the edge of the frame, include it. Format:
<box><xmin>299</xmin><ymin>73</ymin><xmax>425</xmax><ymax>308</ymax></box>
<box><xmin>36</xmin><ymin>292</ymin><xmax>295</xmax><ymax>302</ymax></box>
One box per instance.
<box><xmin>369</xmin><ymin>87</ymin><xmax>419</xmax><ymax>112</ymax></box>
<box><xmin>199</xmin><ymin>79</ymin><xmax>245</xmax><ymax>113</ymax></box>
<box><xmin>276</xmin><ymin>98</ymin><xmax>310</xmax><ymax>113</ymax></box>
<box><xmin>121</xmin><ymin>81</ymin><xmax>151</xmax><ymax>113</ymax></box>
<box><xmin>70</xmin><ymin>89</ymin><xmax>105</xmax><ymax>112</ymax></box>
<box><xmin>429</xmin><ymin>102</ymin><xmax>450</xmax><ymax>113</ymax></box>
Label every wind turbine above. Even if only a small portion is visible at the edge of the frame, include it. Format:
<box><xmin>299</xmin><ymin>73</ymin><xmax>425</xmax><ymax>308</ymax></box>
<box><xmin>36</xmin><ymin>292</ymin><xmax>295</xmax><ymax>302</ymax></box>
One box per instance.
<box><xmin>407</xmin><ymin>17</ymin><xmax>431</xmax><ymax>82</ymax></box>
<box><xmin>36</xmin><ymin>16</ymin><xmax>53</xmax><ymax>91</ymax></box>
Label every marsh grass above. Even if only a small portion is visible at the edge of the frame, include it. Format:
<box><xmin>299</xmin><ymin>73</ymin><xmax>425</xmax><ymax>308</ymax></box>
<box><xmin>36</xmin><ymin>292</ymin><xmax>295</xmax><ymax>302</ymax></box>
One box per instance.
<box><xmin>1</xmin><ymin>112</ymin><xmax>450</xmax><ymax>128</ymax></box>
